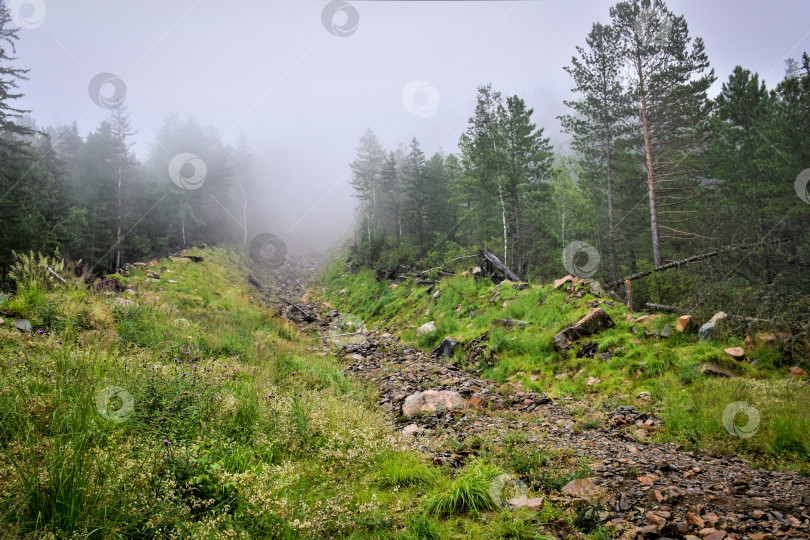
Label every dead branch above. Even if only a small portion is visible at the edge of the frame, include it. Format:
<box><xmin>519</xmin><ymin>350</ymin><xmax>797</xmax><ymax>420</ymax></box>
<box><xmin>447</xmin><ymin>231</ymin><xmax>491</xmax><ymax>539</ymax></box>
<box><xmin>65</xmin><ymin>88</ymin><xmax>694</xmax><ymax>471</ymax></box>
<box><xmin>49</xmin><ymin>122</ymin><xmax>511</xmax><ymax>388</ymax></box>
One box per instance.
<box><xmin>279</xmin><ymin>297</ymin><xmax>315</xmax><ymax>322</ymax></box>
<box><xmin>479</xmin><ymin>249</ymin><xmax>521</xmax><ymax>282</ymax></box>
<box><xmin>605</xmin><ymin>240</ymin><xmax>780</xmax><ymax>289</ymax></box>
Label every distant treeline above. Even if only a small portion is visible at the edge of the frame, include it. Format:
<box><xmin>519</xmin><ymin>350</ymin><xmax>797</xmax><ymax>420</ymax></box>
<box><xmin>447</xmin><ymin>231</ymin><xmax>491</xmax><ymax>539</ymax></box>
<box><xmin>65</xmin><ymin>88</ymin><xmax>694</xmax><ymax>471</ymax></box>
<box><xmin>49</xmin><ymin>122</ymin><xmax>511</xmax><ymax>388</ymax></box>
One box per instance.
<box><xmin>0</xmin><ymin>5</ymin><xmax>277</xmax><ymax>283</ymax></box>
<box><xmin>346</xmin><ymin>0</ymin><xmax>810</xmax><ymax>322</ymax></box>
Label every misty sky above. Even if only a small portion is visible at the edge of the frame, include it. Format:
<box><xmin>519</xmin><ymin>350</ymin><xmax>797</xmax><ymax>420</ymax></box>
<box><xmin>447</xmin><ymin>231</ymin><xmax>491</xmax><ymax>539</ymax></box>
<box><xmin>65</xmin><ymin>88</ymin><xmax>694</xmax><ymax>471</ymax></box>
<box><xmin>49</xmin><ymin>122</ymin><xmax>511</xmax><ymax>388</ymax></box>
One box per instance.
<box><xmin>10</xmin><ymin>0</ymin><xmax>810</xmax><ymax>247</ymax></box>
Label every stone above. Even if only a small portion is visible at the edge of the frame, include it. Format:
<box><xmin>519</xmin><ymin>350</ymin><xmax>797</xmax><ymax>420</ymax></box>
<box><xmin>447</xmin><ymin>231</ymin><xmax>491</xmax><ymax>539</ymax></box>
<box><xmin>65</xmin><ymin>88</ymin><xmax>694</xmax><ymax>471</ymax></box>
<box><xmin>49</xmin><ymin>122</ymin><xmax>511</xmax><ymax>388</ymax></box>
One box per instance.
<box><xmin>13</xmin><ymin>319</ymin><xmax>32</xmax><ymax>332</ymax></box>
<box><xmin>553</xmin><ymin>308</ymin><xmax>615</xmax><ymax>351</ymax></box>
<box><xmin>417</xmin><ymin>321</ymin><xmax>437</xmax><ymax>336</ymax></box>
<box><xmin>789</xmin><ymin>366</ymin><xmax>807</xmax><ymax>378</ymax></box>
<box><xmin>554</xmin><ymin>275</ymin><xmax>574</xmax><ymax>289</ymax></box>
<box><xmin>402</xmin><ymin>423</ymin><xmax>421</xmax><ymax>435</ymax></box>
<box><xmin>507</xmin><ymin>496</ymin><xmax>544</xmax><ymax>510</ymax></box>
<box><xmin>646</xmin><ymin>511</ymin><xmax>667</xmax><ymax>528</ymax></box>
<box><xmin>561</xmin><ymin>478</ymin><xmax>599</xmax><ymax>501</ymax></box>
<box><xmin>115</xmin><ymin>297</ymin><xmax>134</xmax><ymax>307</ymax></box>
<box><xmin>659</xmin><ymin>324</ymin><xmax>672</xmax><ymax>338</ymax></box>
<box><xmin>701</xmin><ymin>513</ymin><xmax>719</xmax><ymax>526</ymax></box>
<box><xmin>698</xmin><ymin>312</ymin><xmax>727</xmax><ymax>341</ymax></box>
<box><xmin>587</xmin><ymin>281</ymin><xmax>607</xmax><ymax>297</ymax></box>
<box><xmin>432</xmin><ymin>288</ymin><xmax>441</xmax><ymax>299</ymax></box>
<box><xmin>724</xmin><ymin>347</ymin><xmax>745</xmax><ymax>359</ymax></box>
<box><xmin>402</xmin><ymin>390</ymin><xmax>466</xmax><ymax>417</ymax></box>
<box><xmin>636</xmin><ymin>391</ymin><xmax>652</xmax><ymax>403</ymax></box>
<box><xmin>676</xmin><ymin>315</ymin><xmax>698</xmax><ymax>333</ymax></box>
<box><xmin>587</xmin><ymin>376</ymin><xmax>601</xmax><ymax>386</ymax></box>
<box><xmin>701</xmin><ymin>364</ymin><xmax>736</xmax><ymax>378</ymax></box>
<box><xmin>686</xmin><ymin>512</ymin><xmax>706</xmax><ymax>528</ymax></box>
<box><xmin>431</xmin><ymin>337</ymin><xmax>458</xmax><ymax>358</ymax></box>
<box><xmin>0</xmin><ymin>317</ymin><xmax>4</xmax><ymax>325</ymax></box>
<box><xmin>639</xmin><ymin>524</ymin><xmax>660</xmax><ymax>537</ymax></box>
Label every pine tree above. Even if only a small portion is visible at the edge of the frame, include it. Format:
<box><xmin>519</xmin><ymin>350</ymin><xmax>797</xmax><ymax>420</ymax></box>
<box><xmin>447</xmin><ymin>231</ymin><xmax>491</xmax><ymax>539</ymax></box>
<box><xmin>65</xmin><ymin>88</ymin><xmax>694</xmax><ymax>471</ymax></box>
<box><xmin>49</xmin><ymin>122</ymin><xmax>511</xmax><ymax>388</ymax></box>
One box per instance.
<box><xmin>498</xmin><ymin>95</ymin><xmax>554</xmax><ymax>275</ymax></box>
<box><xmin>402</xmin><ymin>138</ymin><xmax>428</xmax><ymax>255</ymax></box>
<box><xmin>349</xmin><ymin>128</ymin><xmax>385</xmax><ymax>243</ymax></box>
<box><xmin>610</xmin><ymin>0</ymin><xmax>715</xmax><ymax>265</ymax></box>
<box><xmin>0</xmin><ymin>0</ymin><xmax>36</xmax><ymax>152</ymax></box>
<box><xmin>108</xmin><ymin>103</ymin><xmax>137</xmax><ymax>272</ymax></box>
<box><xmin>561</xmin><ymin>21</ymin><xmax>635</xmax><ymax>281</ymax></box>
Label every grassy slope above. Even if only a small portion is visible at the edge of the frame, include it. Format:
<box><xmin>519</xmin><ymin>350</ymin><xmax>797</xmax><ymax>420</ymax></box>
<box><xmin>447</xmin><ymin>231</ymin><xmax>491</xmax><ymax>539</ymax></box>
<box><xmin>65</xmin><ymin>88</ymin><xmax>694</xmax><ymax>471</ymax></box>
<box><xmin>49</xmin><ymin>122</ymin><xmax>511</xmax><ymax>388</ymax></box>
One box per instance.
<box><xmin>0</xmin><ymin>248</ymin><xmax>608</xmax><ymax>539</ymax></box>
<box><xmin>321</xmin><ymin>265</ymin><xmax>810</xmax><ymax>474</ymax></box>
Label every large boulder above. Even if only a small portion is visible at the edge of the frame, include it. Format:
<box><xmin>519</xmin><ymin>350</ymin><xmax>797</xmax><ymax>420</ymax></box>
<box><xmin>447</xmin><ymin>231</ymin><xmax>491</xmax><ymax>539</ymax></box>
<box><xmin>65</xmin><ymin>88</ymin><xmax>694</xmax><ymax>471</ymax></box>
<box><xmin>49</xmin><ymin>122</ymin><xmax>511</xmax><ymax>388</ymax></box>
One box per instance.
<box><xmin>402</xmin><ymin>390</ymin><xmax>466</xmax><ymax>417</ymax></box>
<box><xmin>553</xmin><ymin>308</ymin><xmax>615</xmax><ymax>352</ymax></box>
<box><xmin>14</xmin><ymin>319</ymin><xmax>32</xmax><ymax>332</ymax></box>
<box><xmin>417</xmin><ymin>321</ymin><xmax>437</xmax><ymax>336</ymax></box>
<box><xmin>698</xmin><ymin>312</ymin><xmax>727</xmax><ymax>341</ymax></box>
<box><xmin>431</xmin><ymin>337</ymin><xmax>458</xmax><ymax>358</ymax></box>
<box><xmin>675</xmin><ymin>315</ymin><xmax>698</xmax><ymax>333</ymax></box>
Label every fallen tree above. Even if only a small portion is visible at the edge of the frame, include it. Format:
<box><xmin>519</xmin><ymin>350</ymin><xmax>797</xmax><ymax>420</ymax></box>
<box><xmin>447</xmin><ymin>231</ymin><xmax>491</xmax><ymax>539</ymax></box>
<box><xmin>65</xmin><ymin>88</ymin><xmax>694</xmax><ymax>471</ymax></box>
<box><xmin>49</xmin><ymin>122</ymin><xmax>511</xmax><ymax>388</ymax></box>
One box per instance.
<box><xmin>605</xmin><ymin>241</ymin><xmax>780</xmax><ymax>290</ymax></box>
<box><xmin>479</xmin><ymin>249</ymin><xmax>521</xmax><ymax>282</ymax></box>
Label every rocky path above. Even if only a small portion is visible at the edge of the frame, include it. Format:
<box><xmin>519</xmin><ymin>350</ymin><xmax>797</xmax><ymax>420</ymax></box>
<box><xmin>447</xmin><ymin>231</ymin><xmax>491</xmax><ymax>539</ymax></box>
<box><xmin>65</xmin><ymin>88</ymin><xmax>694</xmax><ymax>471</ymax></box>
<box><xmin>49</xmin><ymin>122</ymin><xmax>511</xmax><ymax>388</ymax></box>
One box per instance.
<box><xmin>257</xmin><ymin>255</ymin><xmax>810</xmax><ymax>539</ymax></box>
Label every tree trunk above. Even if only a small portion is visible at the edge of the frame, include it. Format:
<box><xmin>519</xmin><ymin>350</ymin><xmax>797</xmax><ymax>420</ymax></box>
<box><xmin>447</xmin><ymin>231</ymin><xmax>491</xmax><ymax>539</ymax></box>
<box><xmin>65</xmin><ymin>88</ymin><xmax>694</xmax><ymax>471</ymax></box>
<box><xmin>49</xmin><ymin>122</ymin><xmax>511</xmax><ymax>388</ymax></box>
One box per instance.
<box><xmin>637</xmin><ymin>61</ymin><xmax>662</xmax><ymax>267</ymax></box>
<box><xmin>498</xmin><ymin>178</ymin><xmax>507</xmax><ymax>264</ymax></box>
<box><xmin>606</xmin><ymin>139</ymin><xmax>617</xmax><ymax>282</ymax></box>
<box><xmin>238</xmin><ymin>180</ymin><xmax>248</xmax><ymax>245</ymax></box>
<box><xmin>115</xmin><ymin>155</ymin><xmax>122</xmax><ymax>273</ymax></box>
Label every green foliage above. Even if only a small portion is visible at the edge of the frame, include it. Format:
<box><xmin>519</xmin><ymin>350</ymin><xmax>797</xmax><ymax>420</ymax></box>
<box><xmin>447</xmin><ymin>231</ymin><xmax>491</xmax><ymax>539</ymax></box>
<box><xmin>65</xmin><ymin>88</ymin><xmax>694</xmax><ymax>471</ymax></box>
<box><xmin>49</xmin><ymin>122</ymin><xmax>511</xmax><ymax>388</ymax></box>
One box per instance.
<box><xmin>423</xmin><ymin>460</ymin><xmax>501</xmax><ymax>517</ymax></box>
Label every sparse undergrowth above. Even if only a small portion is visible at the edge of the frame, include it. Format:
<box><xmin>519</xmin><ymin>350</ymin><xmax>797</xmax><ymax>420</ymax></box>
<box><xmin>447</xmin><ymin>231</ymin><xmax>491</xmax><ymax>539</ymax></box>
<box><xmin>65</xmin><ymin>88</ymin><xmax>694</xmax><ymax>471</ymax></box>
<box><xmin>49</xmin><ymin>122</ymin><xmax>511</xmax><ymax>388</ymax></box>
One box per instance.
<box><xmin>321</xmin><ymin>264</ymin><xmax>810</xmax><ymax>474</ymax></box>
<box><xmin>0</xmin><ymin>248</ymin><xmax>596</xmax><ymax>539</ymax></box>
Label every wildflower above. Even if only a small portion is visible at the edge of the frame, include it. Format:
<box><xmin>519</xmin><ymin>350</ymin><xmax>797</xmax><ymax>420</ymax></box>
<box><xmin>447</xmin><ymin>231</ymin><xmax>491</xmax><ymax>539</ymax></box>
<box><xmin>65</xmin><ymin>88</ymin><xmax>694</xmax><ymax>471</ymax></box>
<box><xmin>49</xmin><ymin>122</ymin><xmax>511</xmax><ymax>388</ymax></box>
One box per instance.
<box><xmin>36</xmin><ymin>329</ymin><xmax>44</xmax><ymax>334</ymax></box>
<box><xmin>163</xmin><ymin>439</ymin><xmax>170</xmax><ymax>445</ymax></box>
<box><xmin>182</xmin><ymin>372</ymin><xmax>187</xmax><ymax>376</ymax></box>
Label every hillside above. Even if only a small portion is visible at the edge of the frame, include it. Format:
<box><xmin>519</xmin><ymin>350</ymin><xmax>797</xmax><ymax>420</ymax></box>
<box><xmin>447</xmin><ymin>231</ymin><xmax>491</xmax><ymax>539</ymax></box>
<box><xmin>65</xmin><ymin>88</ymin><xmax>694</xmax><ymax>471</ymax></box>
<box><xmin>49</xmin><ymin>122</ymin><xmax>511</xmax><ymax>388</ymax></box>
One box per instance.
<box><xmin>1</xmin><ymin>248</ymin><xmax>809</xmax><ymax>539</ymax></box>
<box><xmin>0</xmin><ymin>248</ymin><xmax>541</xmax><ymax>539</ymax></box>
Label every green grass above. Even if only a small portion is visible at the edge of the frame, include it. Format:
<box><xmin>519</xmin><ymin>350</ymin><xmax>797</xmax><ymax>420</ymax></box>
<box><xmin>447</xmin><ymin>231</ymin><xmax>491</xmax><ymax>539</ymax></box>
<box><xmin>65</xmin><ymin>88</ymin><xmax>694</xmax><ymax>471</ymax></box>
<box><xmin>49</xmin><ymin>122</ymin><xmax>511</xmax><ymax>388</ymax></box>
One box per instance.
<box><xmin>423</xmin><ymin>460</ymin><xmax>501</xmax><ymax>518</ymax></box>
<box><xmin>0</xmin><ymin>248</ymin><xmax>578</xmax><ymax>539</ymax></box>
<box><xmin>322</xmin><ymin>264</ymin><xmax>810</xmax><ymax>474</ymax></box>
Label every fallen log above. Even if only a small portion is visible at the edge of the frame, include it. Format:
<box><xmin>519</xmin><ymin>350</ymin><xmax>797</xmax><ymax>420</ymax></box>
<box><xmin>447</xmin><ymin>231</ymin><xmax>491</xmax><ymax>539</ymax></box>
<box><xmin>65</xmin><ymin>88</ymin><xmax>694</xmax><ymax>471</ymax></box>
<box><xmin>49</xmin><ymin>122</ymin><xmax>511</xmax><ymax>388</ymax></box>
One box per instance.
<box><xmin>479</xmin><ymin>249</ymin><xmax>521</xmax><ymax>282</ymax></box>
<box><xmin>492</xmin><ymin>319</ymin><xmax>532</xmax><ymax>327</ymax></box>
<box><xmin>646</xmin><ymin>302</ymin><xmax>771</xmax><ymax>323</ymax></box>
<box><xmin>646</xmin><ymin>302</ymin><xmax>680</xmax><ymax>313</ymax></box>
<box><xmin>397</xmin><ymin>254</ymin><xmax>478</xmax><ymax>280</ymax></box>
<box><xmin>605</xmin><ymin>240</ymin><xmax>780</xmax><ymax>289</ymax></box>
<box><xmin>279</xmin><ymin>297</ymin><xmax>315</xmax><ymax>322</ymax></box>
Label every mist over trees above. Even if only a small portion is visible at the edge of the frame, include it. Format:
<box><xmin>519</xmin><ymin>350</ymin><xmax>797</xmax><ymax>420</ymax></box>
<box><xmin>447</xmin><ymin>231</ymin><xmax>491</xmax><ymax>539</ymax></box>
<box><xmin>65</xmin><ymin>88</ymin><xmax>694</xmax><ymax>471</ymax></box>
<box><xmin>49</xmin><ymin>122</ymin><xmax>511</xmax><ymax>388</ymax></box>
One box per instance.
<box><xmin>0</xmin><ymin>1</ymin><xmax>293</xmax><ymax>282</ymax></box>
<box><xmin>0</xmin><ymin>0</ymin><xmax>808</xmax><ymax>321</ymax></box>
<box><xmin>347</xmin><ymin>0</ymin><xmax>810</xmax><ymax>321</ymax></box>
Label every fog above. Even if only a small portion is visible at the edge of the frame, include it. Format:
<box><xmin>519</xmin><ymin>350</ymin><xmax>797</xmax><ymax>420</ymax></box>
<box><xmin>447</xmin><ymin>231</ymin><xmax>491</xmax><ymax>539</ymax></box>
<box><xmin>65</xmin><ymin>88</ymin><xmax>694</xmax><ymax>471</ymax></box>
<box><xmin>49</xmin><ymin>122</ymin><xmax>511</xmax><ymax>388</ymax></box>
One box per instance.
<box><xmin>12</xmin><ymin>0</ymin><xmax>810</xmax><ymax>253</ymax></box>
